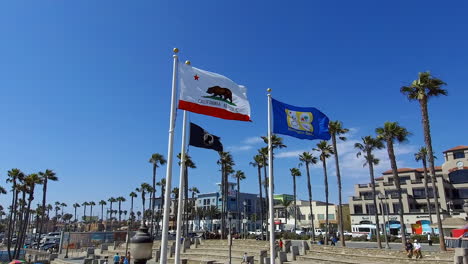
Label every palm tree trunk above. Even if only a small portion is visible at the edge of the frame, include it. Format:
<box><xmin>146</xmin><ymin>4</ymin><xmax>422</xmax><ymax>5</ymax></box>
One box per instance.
<box><xmin>109</xmin><ymin>202</ymin><xmax>113</xmax><ymax>221</ymax></box>
<box><xmin>331</xmin><ymin>134</ymin><xmax>346</xmax><ymax>247</ymax></box>
<box><xmin>90</xmin><ymin>206</ymin><xmax>93</xmax><ymax>220</ymax></box>
<box><xmin>293</xmin><ymin>175</ymin><xmax>297</xmax><ymax>231</ymax></box>
<box><xmin>262</xmin><ymin>155</ymin><xmax>269</xmax><ymax>240</ymax></box>
<box><xmin>421</xmin><ymin>158</ymin><xmax>434</xmax><ymax>235</ymax></box>
<box><xmin>386</xmin><ymin>140</ymin><xmax>407</xmax><ymax>247</ymax></box>
<box><xmin>184</xmin><ymin>167</ymin><xmax>189</xmax><ymax>236</ymax></box>
<box><xmin>305</xmin><ymin>163</ymin><xmax>316</xmax><ymax>242</ymax></box>
<box><xmin>367</xmin><ymin>151</ymin><xmax>382</xmax><ymax>249</ymax></box>
<box><xmin>101</xmin><ymin>205</ymin><xmax>104</xmax><ymax>221</ymax></box>
<box><xmin>151</xmin><ymin>165</ymin><xmax>156</xmax><ymax>237</ymax></box>
<box><xmin>118</xmin><ymin>202</ymin><xmax>122</xmax><ymax>222</ymax></box>
<box><xmin>257</xmin><ymin>166</ymin><xmax>264</xmax><ymax>240</ymax></box>
<box><xmin>38</xmin><ymin>178</ymin><xmax>47</xmax><ymax>249</ymax></box>
<box><xmin>74</xmin><ymin>207</ymin><xmax>77</xmax><ymax>222</ymax></box>
<box><xmin>237</xmin><ymin>177</ymin><xmax>241</xmax><ymax>233</ymax></box>
<box><xmin>7</xmin><ymin>185</ymin><xmax>17</xmax><ymax>260</ymax></box>
<box><xmin>420</xmin><ymin>99</ymin><xmax>446</xmax><ymax>251</ymax></box>
<box><xmin>323</xmin><ymin>159</ymin><xmax>329</xmax><ymax>245</ymax></box>
<box><xmin>220</xmin><ymin>163</ymin><xmax>225</xmax><ymax>239</ymax></box>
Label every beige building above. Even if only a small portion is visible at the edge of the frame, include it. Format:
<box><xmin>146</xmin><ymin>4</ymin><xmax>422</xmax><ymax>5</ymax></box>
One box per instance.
<box><xmin>273</xmin><ymin>199</ymin><xmax>350</xmax><ymax>232</ymax></box>
<box><xmin>348</xmin><ymin>145</ymin><xmax>468</xmax><ymax>234</ymax></box>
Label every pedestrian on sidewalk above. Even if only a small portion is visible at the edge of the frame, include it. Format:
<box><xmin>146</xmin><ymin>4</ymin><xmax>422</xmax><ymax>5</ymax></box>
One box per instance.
<box><xmin>413</xmin><ymin>240</ymin><xmax>422</xmax><ymax>259</ymax></box>
<box><xmin>113</xmin><ymin>253</ymin><xmax>120</xmax><ymax>264</ymax></box>
<box><xmin>279</xmin><ymin>239</ymin><xmax>283</xmax><ymax>250</ymax></box>
<box><xmin>241</xmin><ymin>252</ymin><xmax>249</xmax><ymax>264</ymax></box>
<box><xmin>331</xmin><ymin>236</ymin><xmax>337</xmax><ymax>246</ymax></box>
<box><xmin>405</xmin><ymin>239</ymin><xmax>413</xmax><ymax>258</ymax></box>
<box><xmin>427</xmin><ymin>233</ymin><xmax>433</xmax><ymax>246</ymax></box>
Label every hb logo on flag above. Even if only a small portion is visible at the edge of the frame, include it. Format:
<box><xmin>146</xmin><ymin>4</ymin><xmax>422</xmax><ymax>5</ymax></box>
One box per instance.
<box><xmin>286</xmin><ymin>109</ymin><xmax>314</xmax><ymax>132</ymax></box>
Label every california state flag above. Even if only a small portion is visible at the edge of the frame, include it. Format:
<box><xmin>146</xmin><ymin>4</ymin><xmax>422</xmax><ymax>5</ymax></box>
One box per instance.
<box><xmin>178</xmin><ymin>63</ymin><xmax>251</xmax><ymax>121</ymax></box>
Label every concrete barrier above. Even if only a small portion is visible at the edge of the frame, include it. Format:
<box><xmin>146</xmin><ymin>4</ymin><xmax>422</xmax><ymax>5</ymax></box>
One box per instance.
<box><xmin>290</xmin><ymin>245</ymin><xmax>299</xmax><ymax>261</ymax></box>
<box><xmin>259</xmin><ymin>250</ymin><xmax>267</xmax><ymax>264</ymax></box>
<box><xmin>302</xmin><ymin>240</ymin><xmax>309</xmax><ymax>250</ymax></box>
<box><xmin>283</xmin><ymin>240</ymin><xmax>291</xmax><ymax>253</ymax></box>
<box><xmin>278</xmin><ymin>252</ymin><xmax>287</xmax><ymax>263</ymax></box>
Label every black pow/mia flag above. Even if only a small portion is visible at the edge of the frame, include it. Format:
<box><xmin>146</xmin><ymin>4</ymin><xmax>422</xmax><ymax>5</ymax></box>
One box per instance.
<box><xmin>189</xmin><ymin>123</ymin><xmax>223</xmax><ymax>152</ymax></box>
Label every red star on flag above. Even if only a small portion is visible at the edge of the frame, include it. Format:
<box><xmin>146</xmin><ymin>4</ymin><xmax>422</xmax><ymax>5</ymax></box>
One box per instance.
<box><xmin>194</xmin><ymin>75</ymin><xmax>199</xmax><ymax>80</ymax></box>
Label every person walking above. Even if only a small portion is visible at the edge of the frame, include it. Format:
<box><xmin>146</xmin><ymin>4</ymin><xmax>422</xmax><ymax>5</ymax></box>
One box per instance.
<box><xmin>241</xmin><ymin>252</ymin><xmax>249</xmax><ymax>264</ymax></box>
<box><xmin>331</xmin><ymin>236</ymin><xmax>337</xmax><ymax>246</ymax></box>
<box><xmin>427</xmin><ymin>233</ymin><xmax>433</xmax><ymax>246</ymax></box>
<box><xmin>413</xmin><ymin>240</ymin><xmax>422</xmax><ymax>259</ymax></box>
<box><xmin>279</xmin><ymin>239</ymin><xmax>284</xmax><ymax>251</ymax></box>
<box><xmin>405</xmin><ymin>239</ymin><xmax>413</xmax><ymax>258</ymax></box>
<box><xmin>113</xmin><ymin>253</ymin><xmax>120</xmax><ymax>264</ymax></box>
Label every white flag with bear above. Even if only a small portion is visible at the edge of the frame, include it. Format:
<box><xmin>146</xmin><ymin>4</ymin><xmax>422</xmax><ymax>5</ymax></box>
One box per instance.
<box><xmin>178</xmin><ymin>63</ymin><xmax>251</xmax><ymax>121</ymax></box>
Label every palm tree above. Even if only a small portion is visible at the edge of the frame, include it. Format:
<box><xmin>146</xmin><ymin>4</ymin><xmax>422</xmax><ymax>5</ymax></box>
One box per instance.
<box><xmin>355</xmin><ymin>136</ymin><xmax>384</xmax><ymax>249</ymax></box>
<box><xmin>376</xmin><ymin>121</ymin><xmax>411</xmax><ymax>247</ymax></box>
<box><xmin>60</xmin><ymin>203</ymin><xmax>67</xmax><ymax>216</ymax></box>
<box><xmin>73</xmin><ymin>203</ymin><xmax>80</xmax><ymax>222</ymax></box>
<box><xmin>89</xmin><ymin>201</ymin><xmax>96</xmax><ymax>221</ymax></box>
<box><xmin>129</xmin><ymin>192</ymin><xmax>137</xmax><ymax>219</ymax></box>
<box><xmin>289</xmin><ymin>168</ymin><xmax>301</xmax><ymax>231</ymax></box>
<box><xmin>116</xmin><ymin>197</ymin><xmax>126</xmax><ymax>222</ymax></box>
<box><xmin>414</xmin><ymin>147</ymin><xmax>435</xmax><ymax>234</ymax></box>
<box><xmin>98</xmin><ymin>200</ymin><xmax>107</xmax><ymax>221</ymax></box>
<box><xmin>314</xmin><ymin>140</ymin><xmax>334</xmax><ymax>244</ymax></box>
<box><xmin>82</xmin><ymin>202</ymin><xmax>90</xmax><ymax>222</ymax></box>
<box><xmin>232</xmin><ymin>170</ymin><xmax>246</xmax><ymax>232</ymax></box>
<box><xmin>189</xmin><ymin>187</ymin><xmax>200</xmax><ymax>229</ymax></box>
<box><xmin>54</xmin><ymin>201</ymin><xmax>61</xmax><ymax>219</ymax></box>
<box><xmin>156</xmin><ymin>178</ymin><xmax>166</xmax><ymax>233</ymax></box>
<box><xmin>37</xmin><ymin>169</ymin><xmax>58</xmax><ymax>249</ymax></box>
<box><xmin>328</xmin><ymin>120</ymin><xmax>349</xmax><ymax>247</ymax></box>
<box><xmin>206</xmin><ymin>205</ymin><xmax>220</xmax><ymax>232</ymax></box>
<box><xmin>261</xmin><ymin>134</ymin><xmax>287</xmax><ymax>235</ymax></box>
<box><xmin>108</xmin><ymin>197</ymin><xmax>116</xmax><ymax>221</ymax></box>
<box><xmin>177</xmin><ymin>152</ymin><xmax>197</xmax><ymax>236</ymax></box>
<box><xmin>298</xmin><ymin>152</ymin><xmax>318</xmax><ymax>241</ymax></box>
<box><xmin>250</xmin><ymin>154</ymin><xmax>265</xmax><ymax>240</ymax></box>
<box><xmin>16</xmin><ymin>173</ymin><xmax>42</xmax><ymax>258</ymax></box>
<box><xmin>217</xmin><ymin>151</ymin><xmax>235</xmax><ymax>238</ymax></box>
<box><xmin>136</xmin><ymin>183</ymin><xmax>153</xmax><ymax>223</ymax></box>
<box><xmin>149</xmin><ymin>153</ymin><xmax>167</xmax><ymax>234</ymax></box>
<box><xmin>6</xmin><ymin>168</ymin><xmax>25</xmax><ymax>260</ymax></box>
<box><xmin>401</xmin><ymin>72</ymin><xmax>447</xmax><ymax>251</ymax></box>
<box><xmin>137</xmin><ymin>211</ymin><xmax>142</xmax><ymax>221</ymax></box>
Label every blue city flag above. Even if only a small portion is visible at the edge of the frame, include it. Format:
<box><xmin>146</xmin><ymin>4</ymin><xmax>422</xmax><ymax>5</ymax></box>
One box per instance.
<box><xmin>272</xmin><ymin>98</ymin><xmax>331</xmax><ymax>140</ymax></box>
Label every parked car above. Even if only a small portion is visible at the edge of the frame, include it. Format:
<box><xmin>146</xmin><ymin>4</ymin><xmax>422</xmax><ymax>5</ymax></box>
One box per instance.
<box><xmin>248</xmin><ymin>229</ymin><xmax>262</xmax><ymax>236</ymax></box>
<box><xmin>40</xmin><ymin>242</ymin><xmax>58</xmax><ymax>251</ymax></box>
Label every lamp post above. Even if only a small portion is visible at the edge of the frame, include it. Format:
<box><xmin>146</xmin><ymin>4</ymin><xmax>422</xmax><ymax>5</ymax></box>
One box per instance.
<box><xmin>378</xmin><ymin>193</ymin><xmax>390</xmax><ymax>249</ymax></box>
<box><xmin>64</xmin><ymin>222</ymin><xmax>71</xmax><ymax>258</ymax></box>
<box><xmin>130</xmin><ymin>220</ymin><xmax>153</xmax><ymax>264</ymax></box>
<box><xmin>228</xmin><ymin>212</ymin><xmax>233</xmax><ymax>264</ymax></box>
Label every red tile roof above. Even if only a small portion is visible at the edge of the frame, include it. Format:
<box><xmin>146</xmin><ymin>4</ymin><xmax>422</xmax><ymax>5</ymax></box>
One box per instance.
<box><xmin>443</xmin><ymin>145</ymin><xmax>468</xmax><ymax>153</ymax></box>
<box><xmin>382</xmin><ymin>166</ymin><xmax>442</xmax><ymax>175</ymax></box>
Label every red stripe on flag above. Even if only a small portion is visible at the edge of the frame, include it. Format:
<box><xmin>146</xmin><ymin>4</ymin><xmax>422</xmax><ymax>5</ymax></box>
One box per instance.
<box><xmin>178</xmin><ymin>100</ymin><xmax>251</xmax><ymax>122</ymax></box>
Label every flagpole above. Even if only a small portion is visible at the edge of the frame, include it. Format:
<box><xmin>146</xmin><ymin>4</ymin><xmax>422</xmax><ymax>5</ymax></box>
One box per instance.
<box><xmin>267</xmin><ymin>88</ymin><xmax>276</xmax><ymax>264</ymax></box>
<box><xmin>160</xmin><ymin>48</ymin><xmax>179</xmax><ymax>264</ymax></box>
<box><xmin>174</xmin><ymin>109</ymin><xmax>188</xmax><ymax>264</ymax></box>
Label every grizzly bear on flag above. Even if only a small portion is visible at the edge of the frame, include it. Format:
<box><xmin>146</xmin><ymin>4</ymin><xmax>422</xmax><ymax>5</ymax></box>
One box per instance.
<box><xmin>206</xmin><ymin>86</ymin><xmax>233</xmax><ymax>103</ymax></box>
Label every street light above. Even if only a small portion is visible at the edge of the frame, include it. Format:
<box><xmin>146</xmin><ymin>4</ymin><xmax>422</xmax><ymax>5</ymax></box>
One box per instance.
<box><xmin>378</xmin><ymin>193</ymin><xmax>390</xmax><ymax>249</ymax></box>
<box><xmin>130</xmin><ymin>220</ymin><xmax>153</xmax><ymax>264</ymax></box>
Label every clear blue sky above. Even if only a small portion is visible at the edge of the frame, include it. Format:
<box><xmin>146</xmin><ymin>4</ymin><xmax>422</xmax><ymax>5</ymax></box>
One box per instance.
<box><xmin>1</xmin><ymin>0</ymin><xmax>467</xmax><ymax>217</ymax></box>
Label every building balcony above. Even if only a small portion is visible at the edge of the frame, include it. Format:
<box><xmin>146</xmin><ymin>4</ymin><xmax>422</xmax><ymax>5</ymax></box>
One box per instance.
<box><xmin>411</xmin><ymin>180</ymin><xmax>423</xmax><ymax>184</ymax></box>
<box><xmin>363</xmin><ymin>196</ymin><xmax>374</xmax><ymax>200</ymax></box>
<box><xmin>352</xmin><ymin>196</ymin><xmax>363</xmax><ymax>201</ymax></box>
<box><xmin>358</xmin><ymin>184</ymin><xmax>368</xmax><ymax>188</ymax></box>
<box><xmin>383</xmin><ymin>182</ymin><xmax>394</xmax><ymax>186</ymax></box>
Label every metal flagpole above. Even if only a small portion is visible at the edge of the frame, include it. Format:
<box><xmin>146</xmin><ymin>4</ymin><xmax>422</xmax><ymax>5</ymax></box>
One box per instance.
<box><xmin>267</xmin><ymin>88</ymin><xmax>276</xmax><ymax>264</ymax></box>
<box><xmin>174</xmin><ymin>109</ymin><xmax>188</xmax><ymax>264</ymax></box>
<box><xmin>160</xmin><ymin>48</ymin><xmax>179</xmax><ymax>264</ymax></box>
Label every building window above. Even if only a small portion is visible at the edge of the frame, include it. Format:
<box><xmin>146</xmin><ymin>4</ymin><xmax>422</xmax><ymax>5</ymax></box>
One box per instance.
<box><xmin>413</xmin><ymin>188</ymin><xmax>434</xmax><ymax>198</ymax></box>
<box><xmin>454</xmin><ymin>152</ymin><xmax>465</xmax><ymax>159</ymax></box>
<box><xmin>449</xmin><ymin>170</ymin><xmax>468</xmax><ymax>184</ymax></box>
<box><xmin>318</xmin><ymin>214</ymin><xmax>325</xmax><ymax>220</ymax></box>
<box><xmin>308</xmin><ymin>214</ymin><xmax>314</xmax><ymax>220</ymax></box>
<box><xmin>393</xmin><ymin>203</ymin><xmax>402</xmax><ymax>213</ymax></box>
<box><xmin>354</xmin><ymin>205</ymin><xmax>363</xmax><ymax>214</ymax></box>
<box><xmin>455</xmin><ymin>188</ymin><xmax>468</xmax><ymax>199</ymax></box>
<box><xmin>328</xmin><ymin>214</ymin><xmax>335</xmax><ymax>220</ymax></box>
<box><xmin>366</xmin><ymin>204</ymin><xmax>376</xmax><ymax>214</ymax></box>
